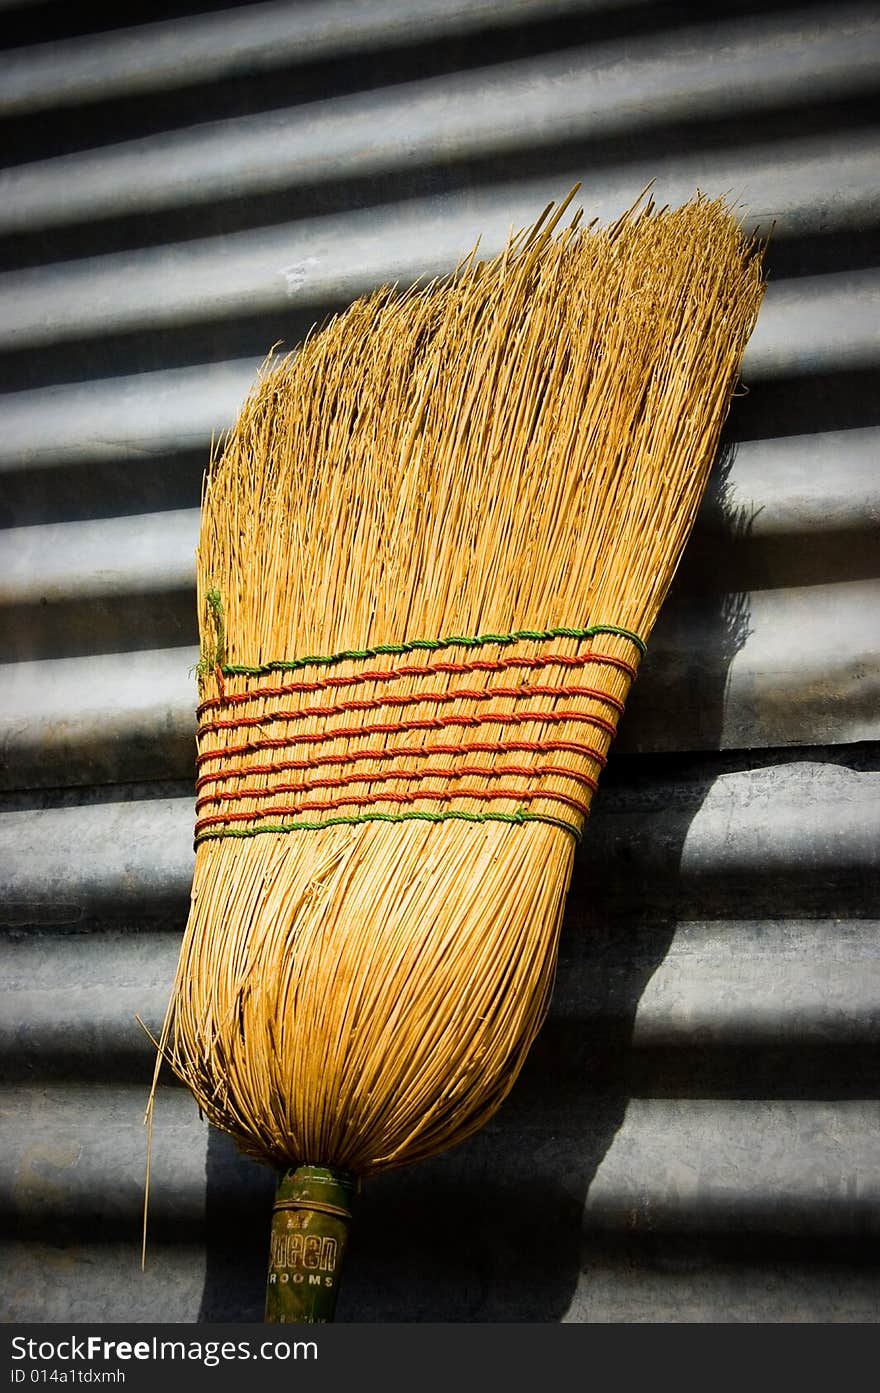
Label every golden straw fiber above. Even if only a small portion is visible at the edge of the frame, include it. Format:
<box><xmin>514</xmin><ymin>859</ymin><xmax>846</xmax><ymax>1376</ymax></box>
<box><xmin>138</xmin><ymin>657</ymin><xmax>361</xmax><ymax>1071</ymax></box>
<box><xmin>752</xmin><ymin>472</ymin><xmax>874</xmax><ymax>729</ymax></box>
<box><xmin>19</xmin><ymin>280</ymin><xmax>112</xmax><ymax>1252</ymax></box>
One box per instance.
<box><xmin>151</xmin><ymin>190</ymin><xmax>765</xmax><ymax>1320</ymax></box>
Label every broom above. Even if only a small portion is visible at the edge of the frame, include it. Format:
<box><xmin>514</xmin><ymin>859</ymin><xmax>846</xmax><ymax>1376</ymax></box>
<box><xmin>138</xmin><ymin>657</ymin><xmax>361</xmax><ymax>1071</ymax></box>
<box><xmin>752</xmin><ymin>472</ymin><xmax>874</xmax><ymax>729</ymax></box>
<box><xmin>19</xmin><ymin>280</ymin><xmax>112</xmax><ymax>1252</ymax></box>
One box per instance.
<box><xmin>152</xmin><ymin>189</ymin><xmax>764</xmax><ymax>1322</ymax></box>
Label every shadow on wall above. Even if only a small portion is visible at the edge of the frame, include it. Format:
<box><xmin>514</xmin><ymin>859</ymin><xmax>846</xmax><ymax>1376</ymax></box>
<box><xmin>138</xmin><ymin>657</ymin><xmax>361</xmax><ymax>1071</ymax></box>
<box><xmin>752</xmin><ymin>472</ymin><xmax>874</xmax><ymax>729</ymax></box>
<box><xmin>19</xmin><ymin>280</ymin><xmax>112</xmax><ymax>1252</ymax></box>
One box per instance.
<box><xmin>196</xmin><ymin>447</ymin><xmax>756</xmax><ymax>1323</ymax></box>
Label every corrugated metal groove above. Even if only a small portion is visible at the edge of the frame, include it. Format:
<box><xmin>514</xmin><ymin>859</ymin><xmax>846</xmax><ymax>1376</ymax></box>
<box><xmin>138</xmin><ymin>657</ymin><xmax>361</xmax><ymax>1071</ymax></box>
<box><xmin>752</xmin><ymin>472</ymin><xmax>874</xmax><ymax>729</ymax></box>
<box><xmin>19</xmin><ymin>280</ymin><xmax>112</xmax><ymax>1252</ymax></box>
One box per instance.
<box><xmin>1</xmin><ymin>0</ymin><xmax>877</xmax><ymax>1324</ymax></box>
<box><xmin>0</xmin><ymin>0</ymin><xmax>612</xmax><ymax>116</ymax></box>
<box><xmin>2</xmin><ymin>8</ymin><xmax>875</xmax><ymax>234</ymax></box>
<box><xmin>3</xmin><ymin>175</ymin><xmax>879</xmax><ymax>356</ymax></box>
<box><xmin>5</xmin><ymin>920</ymin><xmax>879</xmax><ymax>1085</ymax></box>
<box><xmin>2</xmin><ymin>753</ymin><xmax>876</xmax><ymax>919</ymax></box>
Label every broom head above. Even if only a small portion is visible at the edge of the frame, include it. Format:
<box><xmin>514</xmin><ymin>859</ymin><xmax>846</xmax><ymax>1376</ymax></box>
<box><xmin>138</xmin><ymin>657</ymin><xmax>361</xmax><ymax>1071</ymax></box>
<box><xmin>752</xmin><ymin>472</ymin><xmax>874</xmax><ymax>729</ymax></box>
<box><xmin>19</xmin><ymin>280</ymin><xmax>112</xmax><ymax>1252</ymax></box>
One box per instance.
<box><xmin>158</xmin><ymin>192</ymin><xmax>764</xmax><ymax>1190</ymax></box>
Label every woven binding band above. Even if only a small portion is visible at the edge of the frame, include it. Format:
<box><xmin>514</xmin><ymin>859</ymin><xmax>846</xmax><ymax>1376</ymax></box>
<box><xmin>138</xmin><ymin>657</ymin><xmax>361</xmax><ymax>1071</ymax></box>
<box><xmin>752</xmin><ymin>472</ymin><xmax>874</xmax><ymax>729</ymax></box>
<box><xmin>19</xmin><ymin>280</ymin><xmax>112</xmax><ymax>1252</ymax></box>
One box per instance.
<box><xmin>194</xmin><ymin>623</ymin><xmax>645</xmax><ymax>845</ymax></box>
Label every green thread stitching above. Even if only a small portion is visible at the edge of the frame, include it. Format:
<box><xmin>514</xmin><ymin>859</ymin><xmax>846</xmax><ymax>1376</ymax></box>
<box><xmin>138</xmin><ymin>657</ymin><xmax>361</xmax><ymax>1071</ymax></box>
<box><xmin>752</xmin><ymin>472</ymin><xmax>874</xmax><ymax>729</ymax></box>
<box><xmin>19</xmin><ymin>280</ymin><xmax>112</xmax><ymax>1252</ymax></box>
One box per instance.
<box><xmin>219</xmin><ymin>623</ymin><xmax>646</xmax><ymax>676</ymax></box>
<box><xmin>195</xmin><ymin>806</ymin><xmax>582</xmax><ymax>844</ymax></box>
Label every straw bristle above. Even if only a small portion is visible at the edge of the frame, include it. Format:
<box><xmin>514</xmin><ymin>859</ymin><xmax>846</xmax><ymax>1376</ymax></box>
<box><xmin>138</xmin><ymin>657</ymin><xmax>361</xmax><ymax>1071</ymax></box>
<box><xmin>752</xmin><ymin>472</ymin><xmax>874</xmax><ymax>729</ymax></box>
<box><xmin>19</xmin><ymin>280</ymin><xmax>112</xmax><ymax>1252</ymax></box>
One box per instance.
<box><xmin>158</xmin><ymin>194</ymin><xmax>764</xmax><ymax>1176</ymax></box>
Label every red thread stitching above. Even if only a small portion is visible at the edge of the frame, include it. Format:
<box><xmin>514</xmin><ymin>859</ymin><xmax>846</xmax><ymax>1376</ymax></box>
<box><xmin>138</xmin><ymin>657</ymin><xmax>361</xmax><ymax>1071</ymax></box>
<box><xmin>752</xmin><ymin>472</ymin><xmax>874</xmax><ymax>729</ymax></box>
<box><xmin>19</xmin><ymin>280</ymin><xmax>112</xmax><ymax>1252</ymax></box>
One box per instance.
<box><xmin>196</xmin><ymin>708</ymin><xmax>621</xmax><ymax>764</ymax></box>
<box><xmin>197</xmin><ymin>682</ymin><xmax>626</xmax><ymax>736</ymax></box>
<box><xmin>196</xmin><ymin>650</ymin><xmax>637</xmax><ymax>715</ymax></box>
<box><xmin>194</xmin><ymin>738</ymin><xmax>608</xmax><ymax>791</ymax></box>
<box><xmin>195</xmin><ymin>762</ymin><xmax>598</xmax><ymax>811</ymax></box>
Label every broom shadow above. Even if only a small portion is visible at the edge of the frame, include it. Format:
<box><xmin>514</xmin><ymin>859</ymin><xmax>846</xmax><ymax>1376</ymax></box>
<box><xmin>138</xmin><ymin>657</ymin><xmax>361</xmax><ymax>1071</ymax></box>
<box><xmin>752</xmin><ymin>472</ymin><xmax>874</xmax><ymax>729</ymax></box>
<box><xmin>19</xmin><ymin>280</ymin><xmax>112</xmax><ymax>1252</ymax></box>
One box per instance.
<box><xmin>197</xmin><ymin>443</ymin><xmax>754</xmax><ymax>1322</ymax></box>
<box><xmin>338</xmin><ymin>445</ymin><xmax>752</xmax><ymax>1323</ymax></box>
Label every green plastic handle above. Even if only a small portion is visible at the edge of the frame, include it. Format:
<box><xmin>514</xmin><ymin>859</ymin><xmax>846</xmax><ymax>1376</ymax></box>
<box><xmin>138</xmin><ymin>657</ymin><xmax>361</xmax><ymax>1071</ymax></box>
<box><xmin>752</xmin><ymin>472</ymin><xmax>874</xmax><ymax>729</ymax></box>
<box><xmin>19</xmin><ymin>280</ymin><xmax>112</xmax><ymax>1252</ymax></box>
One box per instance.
<box><xmin>265</xmin><ymin>1165</ymin><xmax>356</xmax><ymax>1324</ymax></box>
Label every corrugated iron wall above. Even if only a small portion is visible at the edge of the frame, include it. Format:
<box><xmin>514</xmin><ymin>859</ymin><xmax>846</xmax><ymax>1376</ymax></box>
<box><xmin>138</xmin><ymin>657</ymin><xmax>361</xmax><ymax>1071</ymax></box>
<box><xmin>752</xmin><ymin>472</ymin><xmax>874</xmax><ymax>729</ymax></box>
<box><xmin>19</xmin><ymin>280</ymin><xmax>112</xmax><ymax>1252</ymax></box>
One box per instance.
<box><xmin>1</xmin><ymin>0</ymin><xmax>878</xmax><ymax>1323</ymax></box>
